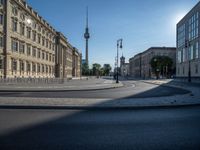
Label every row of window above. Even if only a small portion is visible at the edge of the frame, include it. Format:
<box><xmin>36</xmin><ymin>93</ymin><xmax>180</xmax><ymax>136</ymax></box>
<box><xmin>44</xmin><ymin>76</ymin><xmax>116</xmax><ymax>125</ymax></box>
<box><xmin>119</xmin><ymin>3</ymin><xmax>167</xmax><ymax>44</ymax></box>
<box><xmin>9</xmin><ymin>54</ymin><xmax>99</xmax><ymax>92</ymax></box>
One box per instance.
<box><xmin>177</xmin><ymin>24</ymin><xmax>185</xmax><ymax>48</ymax></box>
<box><xmin>189</xmin><ymin>12</ymin><xmax>199</xmax><ymax>41</ymax></box>
<box><xmin>11</xmin><ymin>18</ymin><xmax>56</xmax><ymax>51</ymax></box>
<box><xmin>11</xmin><ymin>39</ymin><xmax>55</xmax><ymax>62</ymax></box>
<box><xmin>177</xmin><ymin>12</ymin><xmax>199</xmax><ymax>48</ymax></box>
<box><xmin>11</xmin><ymin>4</ymin><xmax>56</xmax><ymax>42</ymax></box>
<box><xmin>177</xmin><ymin>64</ymin><xmax>199</xmax><ymax>75</ymax></box>
<box><xmin>177</xmin><ymin>41</ymin><xmax>199</xmax><ymax>63</ymax></box>
<box><xmin>11</xmin><ymin>59</ymin><xmax>54</xmax><ymax>74</ymax></box>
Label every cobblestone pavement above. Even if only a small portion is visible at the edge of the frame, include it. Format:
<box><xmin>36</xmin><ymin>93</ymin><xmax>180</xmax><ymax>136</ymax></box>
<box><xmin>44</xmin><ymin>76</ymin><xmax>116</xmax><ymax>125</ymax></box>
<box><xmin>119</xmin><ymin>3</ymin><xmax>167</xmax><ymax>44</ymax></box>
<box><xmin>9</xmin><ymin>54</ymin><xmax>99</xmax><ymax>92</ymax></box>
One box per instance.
<box><xmin>0</xmin><ymin>79</ymin><xmax>199</xmax><ymax>108</ymax></box>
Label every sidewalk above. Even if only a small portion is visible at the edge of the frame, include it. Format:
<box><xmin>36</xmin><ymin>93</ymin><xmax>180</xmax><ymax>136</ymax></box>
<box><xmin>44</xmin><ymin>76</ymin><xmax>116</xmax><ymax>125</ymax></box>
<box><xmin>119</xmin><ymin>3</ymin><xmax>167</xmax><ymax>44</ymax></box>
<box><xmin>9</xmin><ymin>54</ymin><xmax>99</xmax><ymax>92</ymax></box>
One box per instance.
<box><xmin>0</xmin><ymin>79</ymin><xmax>199</xmax><ymax>109</ymax></box>
<box><xmin>0</xmin><ymin>78</ymin><xmax>123</xmax><ymax>92</ymax></box>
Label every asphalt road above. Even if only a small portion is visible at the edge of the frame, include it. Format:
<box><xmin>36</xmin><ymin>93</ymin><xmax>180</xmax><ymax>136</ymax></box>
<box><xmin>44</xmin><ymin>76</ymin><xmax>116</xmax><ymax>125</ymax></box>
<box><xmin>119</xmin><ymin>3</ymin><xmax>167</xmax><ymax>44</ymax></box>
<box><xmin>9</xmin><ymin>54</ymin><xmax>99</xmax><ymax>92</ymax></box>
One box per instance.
<box><xmin>0</xmin><ymin>106</ymin><xmax>200</xmax><ymax>150</ymax></box>
<box><xmin>0</xmin><ymin>81</ymin><xmax>189</xmax><ymax>99</ymax></box>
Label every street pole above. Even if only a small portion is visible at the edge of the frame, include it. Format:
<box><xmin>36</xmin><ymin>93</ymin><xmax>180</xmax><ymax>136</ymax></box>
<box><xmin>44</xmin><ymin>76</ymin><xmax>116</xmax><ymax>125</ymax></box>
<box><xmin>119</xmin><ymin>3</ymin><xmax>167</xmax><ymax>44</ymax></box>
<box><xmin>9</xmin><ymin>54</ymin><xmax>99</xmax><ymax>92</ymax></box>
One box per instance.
<box><xmin>188</xmin><ymin>60</ymin><xmax>191</xmax><ymax>82</ymax></box>
<box><xmin>116</xmin><ymin>39</ymin><xmax>123</xmax><ymax>83</ymax></box>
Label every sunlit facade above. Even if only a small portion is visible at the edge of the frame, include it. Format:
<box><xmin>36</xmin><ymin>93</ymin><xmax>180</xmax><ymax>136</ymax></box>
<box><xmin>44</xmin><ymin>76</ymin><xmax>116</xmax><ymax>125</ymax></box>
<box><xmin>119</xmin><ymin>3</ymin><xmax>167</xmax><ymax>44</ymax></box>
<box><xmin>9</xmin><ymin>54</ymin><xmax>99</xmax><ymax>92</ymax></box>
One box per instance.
<box><xmin>0</xmin><ymin>0</ymin><xmax>81</xmax><ymax>79</ymax></box>
<box><xmin>176</xmin><ymin>1</ymin><xmax>200</xmax><ymax>81</ymax></box>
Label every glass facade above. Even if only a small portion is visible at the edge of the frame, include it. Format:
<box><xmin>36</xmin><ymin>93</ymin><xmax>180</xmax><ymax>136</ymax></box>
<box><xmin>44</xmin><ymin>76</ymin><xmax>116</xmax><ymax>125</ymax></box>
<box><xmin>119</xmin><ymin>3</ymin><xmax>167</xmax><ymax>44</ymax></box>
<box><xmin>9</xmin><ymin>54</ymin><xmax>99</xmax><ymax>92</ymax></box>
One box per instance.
<box><xmin>177</xmin><ymin>24</ymin><xmax>185</xmax><ymax>48</ymax></box>
<box><xmin>189</xmin><ymin>12</ymin><xmax>199</xmax><ymax>41</ymax></box>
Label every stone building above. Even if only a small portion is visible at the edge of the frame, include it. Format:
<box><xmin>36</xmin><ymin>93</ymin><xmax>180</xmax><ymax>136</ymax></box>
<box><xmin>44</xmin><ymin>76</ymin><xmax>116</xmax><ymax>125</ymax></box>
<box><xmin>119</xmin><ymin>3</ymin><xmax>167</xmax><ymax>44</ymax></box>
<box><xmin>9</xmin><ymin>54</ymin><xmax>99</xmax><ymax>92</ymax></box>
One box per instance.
<box><xmin>0</xmin><ymin>0</ymin><xmax>81</xmax><ymax>79</ymax></box>
<box><xmin>120</xmin><ymin>55</ymin><xmax>129</xmax><ymax>77</ymax></box>
<box><xmin>72</xmin><ymin>47</ymin><xmax>81</xmax><ymax>77</ymax></box>
<box><xmin>129</xmin><ymin>53</ymin><xmax>142</xmax><ymax>78</ymax></box>
<box><xmin>129</xmin><ymin>47</ymin><xmax>176</xmax><ymax>79</ymax></box>
<box><xmin>176</xmin><ymin>1</ymin><xmax>200</xmax><ymax>82</ymax></box>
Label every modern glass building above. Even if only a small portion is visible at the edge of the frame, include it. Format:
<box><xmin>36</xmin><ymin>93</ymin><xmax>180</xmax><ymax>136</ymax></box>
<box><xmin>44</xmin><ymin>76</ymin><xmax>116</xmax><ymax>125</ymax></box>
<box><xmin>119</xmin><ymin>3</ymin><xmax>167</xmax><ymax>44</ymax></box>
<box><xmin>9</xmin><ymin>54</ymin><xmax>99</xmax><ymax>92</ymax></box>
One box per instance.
<box><xmin>176</xmin><ymin>1</ymin><xmax>200</xmax><ymax>82</ymax></box>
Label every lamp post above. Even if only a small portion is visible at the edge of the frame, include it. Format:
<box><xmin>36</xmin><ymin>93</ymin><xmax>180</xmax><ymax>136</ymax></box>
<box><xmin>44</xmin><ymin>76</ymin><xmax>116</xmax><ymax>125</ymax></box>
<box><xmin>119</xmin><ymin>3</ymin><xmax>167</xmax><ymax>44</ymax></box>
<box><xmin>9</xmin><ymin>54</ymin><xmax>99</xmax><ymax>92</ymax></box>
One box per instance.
<box><xmin>188</xmin><ymin>60</ymin><xmax>191</xmax><ymax>82</ymax></box>
<box><xmin>154</xmin><ymin>58</ymin><xmax>158</xmax><ymax>79</ymax></box>
<box><xmin>116</xmin><ymin>39</ymin><xmax>123</xmax><ymax>83</ymax></box>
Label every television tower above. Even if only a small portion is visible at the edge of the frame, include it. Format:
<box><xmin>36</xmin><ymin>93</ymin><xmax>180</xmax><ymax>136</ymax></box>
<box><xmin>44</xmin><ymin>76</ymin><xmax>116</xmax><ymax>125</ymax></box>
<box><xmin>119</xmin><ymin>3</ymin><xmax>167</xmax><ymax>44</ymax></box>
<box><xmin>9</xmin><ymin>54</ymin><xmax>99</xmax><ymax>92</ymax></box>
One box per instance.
<box><xmin>84</xmin><ymin>7</ymin><xmax>90</xmax><ymax>65</ymax></box>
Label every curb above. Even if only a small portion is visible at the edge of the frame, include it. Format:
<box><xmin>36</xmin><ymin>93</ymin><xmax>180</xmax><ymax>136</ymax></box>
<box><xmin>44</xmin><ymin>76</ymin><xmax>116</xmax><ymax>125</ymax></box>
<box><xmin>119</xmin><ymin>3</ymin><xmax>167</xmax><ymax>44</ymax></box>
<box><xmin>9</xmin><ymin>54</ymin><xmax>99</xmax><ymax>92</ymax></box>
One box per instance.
<box><xmin>0</xmin><ymin>103</ymin><xmax>200</xmax><ymax>110</ymax></box>
<box><xmin>0</xmin><ymin>84</ymin><xmax>124</xmax><ymax>92</ymax></box>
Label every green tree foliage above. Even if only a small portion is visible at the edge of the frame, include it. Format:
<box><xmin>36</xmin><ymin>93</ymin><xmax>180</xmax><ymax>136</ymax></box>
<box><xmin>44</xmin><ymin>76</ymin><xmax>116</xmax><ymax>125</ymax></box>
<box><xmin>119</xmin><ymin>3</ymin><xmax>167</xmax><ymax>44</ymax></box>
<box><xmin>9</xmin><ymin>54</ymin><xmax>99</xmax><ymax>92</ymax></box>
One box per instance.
<box><xmin>103</xmin><ymin>64</ymin><xmax>112</xmax><ymax>76</ymax></box>
<box><xmin>82</xmin><ymin>63</ymin><xmax>89</xmax><ymax>76</ymax></box>
<box><xmin>150</xmin><ymin>56</ymin><xmax>173</xmax><ymax>78</ymax></box>
<box><xmin>92</xmin><ymin>63</ymin><xmax>101</xmax><ymax>76</ymax></box>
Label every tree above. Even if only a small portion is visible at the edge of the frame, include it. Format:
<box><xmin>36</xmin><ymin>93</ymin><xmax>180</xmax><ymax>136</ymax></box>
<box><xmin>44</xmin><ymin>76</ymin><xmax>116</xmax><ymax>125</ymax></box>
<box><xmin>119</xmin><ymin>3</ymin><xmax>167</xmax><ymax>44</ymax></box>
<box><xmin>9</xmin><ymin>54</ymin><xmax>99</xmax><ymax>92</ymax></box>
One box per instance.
<box><xmin>92</xmin><ymin>63</ymin><xmax>101</xmax><ymax>76</ymax></box>
<box><xmin>103</xmin><ymin>64</ymin><xmax>112</xmax><ymax>76</ymax></box>
<box><xmin>150</xmin><ymin>56</ymin><xmax>173</xmax><ymax>79</ymax></box>
<box><xmin>82</xmin><ymin>63</ymin><xmax>89</xmax><ymax>76</ymax></box>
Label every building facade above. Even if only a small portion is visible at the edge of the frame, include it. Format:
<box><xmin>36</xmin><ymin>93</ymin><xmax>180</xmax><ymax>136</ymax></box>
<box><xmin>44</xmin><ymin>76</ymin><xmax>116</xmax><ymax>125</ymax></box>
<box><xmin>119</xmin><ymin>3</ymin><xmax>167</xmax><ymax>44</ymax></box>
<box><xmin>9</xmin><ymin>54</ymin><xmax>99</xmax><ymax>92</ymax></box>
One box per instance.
<box><xmin>129</xmin><ymin>53</ymin><xmax>142</xmax><ymax>78</ymax></box>
<box><xmin>129</xmin><ymin>47</ymin><xmax>176</xmax><ymax>79</ymax></box>
<box><xmin>120</xmin><ymin>56</ymin><xmax>129</xmax><ymax>77</ymax></box>
<box><xmin>176</xmin><ymin>2</ymin><xmax>200</xmax><ymax>82</ymax></box>
<box><xmin>0</xmin><ymin>0</ymin><xmax>81</xmax><ymax>79</ymax></box>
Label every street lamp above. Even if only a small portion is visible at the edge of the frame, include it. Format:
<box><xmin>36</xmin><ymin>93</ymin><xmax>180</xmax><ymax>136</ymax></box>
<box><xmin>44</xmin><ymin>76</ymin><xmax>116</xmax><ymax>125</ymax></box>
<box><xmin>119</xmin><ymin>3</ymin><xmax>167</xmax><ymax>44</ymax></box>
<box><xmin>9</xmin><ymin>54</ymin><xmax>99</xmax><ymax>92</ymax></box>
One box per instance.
<box><xmin>154</xmin><ymin>58</ymin><xmax>158</xmax><ymax>79</ymax></box>
<box><xmin>116</xmin><ymin>39</ymin><xmax>123</xmax><ymax>83</ymax></box>
<box><xmin>188</xmin><ymin>60</ymin><xmax>191</xmax><ymax>82</ymax></box>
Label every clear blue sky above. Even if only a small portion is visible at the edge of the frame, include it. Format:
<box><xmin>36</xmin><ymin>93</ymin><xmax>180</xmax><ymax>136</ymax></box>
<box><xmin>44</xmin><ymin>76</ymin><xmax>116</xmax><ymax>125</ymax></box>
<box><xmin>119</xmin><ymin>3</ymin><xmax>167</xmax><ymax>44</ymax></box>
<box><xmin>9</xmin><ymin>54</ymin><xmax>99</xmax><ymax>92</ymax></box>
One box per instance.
<box><xmin>27</xmin><ymin>0</ymin><xmax>199</xmax><ymax>68</ymax></box>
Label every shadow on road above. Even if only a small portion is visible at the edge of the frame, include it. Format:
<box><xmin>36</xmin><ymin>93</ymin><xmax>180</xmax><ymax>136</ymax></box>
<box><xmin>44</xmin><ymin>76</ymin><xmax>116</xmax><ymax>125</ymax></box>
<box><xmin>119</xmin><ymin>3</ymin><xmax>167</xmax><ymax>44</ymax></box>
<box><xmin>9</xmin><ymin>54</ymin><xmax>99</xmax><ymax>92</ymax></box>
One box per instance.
<box><xmin>0</xmin><ymin>79</ymin><xmax>198</xmax><ymax>150</ymax></box>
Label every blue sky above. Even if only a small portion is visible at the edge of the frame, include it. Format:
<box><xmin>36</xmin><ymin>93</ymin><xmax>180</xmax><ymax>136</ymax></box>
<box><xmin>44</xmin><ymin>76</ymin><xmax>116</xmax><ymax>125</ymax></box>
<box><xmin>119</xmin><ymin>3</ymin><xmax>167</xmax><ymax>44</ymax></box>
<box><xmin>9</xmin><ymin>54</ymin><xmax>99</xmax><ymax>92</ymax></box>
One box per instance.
<box><xmin>27</xmin><ymin>0</ymin><xmax>199</xmax><ymax>68</ymax></box>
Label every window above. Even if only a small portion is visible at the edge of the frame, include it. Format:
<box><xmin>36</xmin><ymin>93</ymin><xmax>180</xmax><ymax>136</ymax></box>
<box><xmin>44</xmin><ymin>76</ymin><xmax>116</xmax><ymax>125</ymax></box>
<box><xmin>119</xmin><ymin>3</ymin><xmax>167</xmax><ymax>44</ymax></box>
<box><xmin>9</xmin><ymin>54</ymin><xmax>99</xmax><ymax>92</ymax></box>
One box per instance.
<box><xmin>46</xmin><ymin>53</ymin><xmax>48</xmax><ymax>61</ymax></box>
<box><xmin>27</xmin><ymin>62</ymin><xmax>31</xmax><ymax>72</ymax></box>
<box><xmin>195</xmin><ymin>64</ymin><xmax>198</xmax><ymax>74</ymax></box>
<box><xmin>189</xmin><ymin>12</ymin><xmax>199</xmax><ymax>41</ymax></box>
<box><xmin>0</xmin><ymin>14</ymin><xmax>3</xmax><ymax>25</ymax></box>
<box><xmin>20</xmin><ymin>60</ymin><xmax>24</xmax><ymax>72</ymax></box>
<box><xmin>27</xmin><ymin>27</ymin><xmax>31</xmax><ymax>39</ymax></box>
<box><xmin>32</xmin><ymin>31</ymin><xmax>36</xmax><ymax>42</ymax></box>
<box><xmin>177</xmin><ymin>24</ymin><xmax>185</xmax><ymax>48</ymax></box>
<box><xmin>27</xmin><ymin>45</ymin><xmax>31</xmax><ymax>56</ymax></box>
<box><xmin>20</xmin><ymin>13</ymin><xmax>25</xmax><ymax>21</ymax></box>
<box><xmin>49</xmin><ymin>67</ymin><xmax>52</xmax><ymax>74</ymax></box>
<box><xmin>42</xmin><ymin>64</ymin><xmax>44</xmax><ymax>73</ymax></box>
<box><xmin>182</xmin><ymin>48</ymin><xmax>186</xmax><ymax>62</ymax></box>
<box><xmin>49</xmin><ymin>42</ymin><xmax>52</xmax><ymax>49</ymax></box>
<box><xmin>20</xmin><ymin>23</ymin><xmax>25</xmax><ymax>35</ymax></box>
<box><xmin>32</xmin><ymin>47</ymin><xmax>36</xmax><ymax>57</ymax></box>
<box><xmin>49</xmin><ymin>54</ymin><xmax>52</xmax><ymax>62</ymax></box>
<box><xmin>12</xmin><ymin>40</ymin><xmax>18</xmax><ymax>52</ymax></box>
<box><xmin>42</xmin><ymin>37</ymin><xmax>45</xmax><ymax>46</ymax></box>
<box><xmin>12</xmin><ymin>18</ymin><xmax>18</xmax><ymax>32</ymax></box>
<box><xmin>177</xmin><ymin>50</ymin><xmax>182</xmax><ymax>63</ymax></box>
<box><xmin>46</xmin><ymin>39</ymin><xmax>49</xmax><ymax>48</ymax></box>
<box><xmin>32</xmin><ymin>22</ymin><xmax>37</xmax><ymax>29</ymax></box>
<box><xmin>37</xmin><ymin>64</ymin><xmax>40</xmax><ymax>73</ymax></box>
<box><xmin>12</xmin><ymin>59</ymin><xmax>17</xmax><ymax>71</ymax></box>
<box><xmin>32</xmin><ymin>63</ymin><xmax>36</xmax><ymax>72</ymax></box>
<box><xmin>42</xmin><ymin>51</ymin><xmax>45</xmax><ymax>59</ymax></box>
<box><xmin>38</xmin><ymin>26</ymin><xmax>41</xmax><ymax>32</ymax></box>
<box><xmin>0</xmin><ymin>0</ymin><xmax>4</xmax><ymax>5</ymax></box>
<box><xmin>0</xmin><ymin>58</ymin><xmax>3</xmax><ymax>69</ymax></box>
<box><xmin>52</xmin><ymin>55</ymin><xmax>55</xmax><ymax>62</ymax></box>
<box><xmin>195</xmin><ymin>41</ymin><xmax>199</xmax><ymax>59</ymax></box>
<box><xmin>46</xmin><ymin>65</ymin><xmax>48</xmax><ymax>73</ymax></box>
<box><xmin>189</xmin><ymin>45</ymin><xmax>194</xmax><ymax>60</ymax></box>
<box><xmin>0</xmin><ymin>35</ymin><xmax>3</xmax><ymax>48</ymax></box>
<box><xmin>12</xmin><ymin>6</ymin><xmax>18</xmax><ymax>16</ymax></box>
<box><xmin>19</xmin><ymin>42</ymin><xmax>25</xmax><ymax>54</ymax></box>
<box><xmin>38</xmin><ymin>49</ymin><xmax>41</xmax><ymax>58</ymax></box>
<box><xmin>38</xmin><ymin>34</ymin><xmax>41</xmax><ymax>44</ymax></box>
